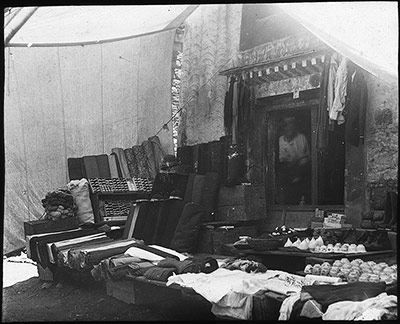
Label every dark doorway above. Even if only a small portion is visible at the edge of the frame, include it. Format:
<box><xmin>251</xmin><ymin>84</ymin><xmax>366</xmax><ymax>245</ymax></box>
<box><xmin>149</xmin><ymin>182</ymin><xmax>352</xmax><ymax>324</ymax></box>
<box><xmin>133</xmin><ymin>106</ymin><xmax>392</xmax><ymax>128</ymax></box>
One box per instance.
<box><xmin>275</xmin><ymin>108</ymin><xmax>312</xmax><ymax>205</ymax></box>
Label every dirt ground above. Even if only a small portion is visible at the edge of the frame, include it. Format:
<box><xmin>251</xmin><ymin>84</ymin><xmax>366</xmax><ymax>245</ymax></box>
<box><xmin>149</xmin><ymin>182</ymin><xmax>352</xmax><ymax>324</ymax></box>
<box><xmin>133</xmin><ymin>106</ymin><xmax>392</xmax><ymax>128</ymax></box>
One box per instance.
<box><xmin>2</xmin><ymin>252</ymin><xmax>215</xmax><ymax>322</ymax></box>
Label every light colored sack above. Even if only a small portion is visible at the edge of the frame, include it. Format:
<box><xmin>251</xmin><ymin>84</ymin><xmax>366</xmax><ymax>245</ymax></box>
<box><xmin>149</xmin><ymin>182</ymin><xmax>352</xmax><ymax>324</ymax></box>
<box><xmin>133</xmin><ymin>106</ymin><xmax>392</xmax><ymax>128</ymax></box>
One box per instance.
<box><xmin>67</xmin><ymin>178</ymin><xmax>94</xmax><ymax>224</ymax></box>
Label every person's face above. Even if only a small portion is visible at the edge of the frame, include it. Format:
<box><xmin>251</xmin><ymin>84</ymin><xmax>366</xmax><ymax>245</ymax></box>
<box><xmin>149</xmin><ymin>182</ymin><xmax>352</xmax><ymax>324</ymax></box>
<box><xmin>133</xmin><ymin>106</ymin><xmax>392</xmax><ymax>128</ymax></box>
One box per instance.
<box><xmin>284</xmin><ymin>123</ymin><xmax>296</xmax><ymax>138</ymax></box>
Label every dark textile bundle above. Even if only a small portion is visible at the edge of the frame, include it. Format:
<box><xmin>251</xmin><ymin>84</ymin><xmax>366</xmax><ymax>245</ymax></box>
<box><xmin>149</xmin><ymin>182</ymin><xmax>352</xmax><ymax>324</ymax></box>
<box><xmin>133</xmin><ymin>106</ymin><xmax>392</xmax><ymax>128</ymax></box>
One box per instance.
<box><xmin>148</xmin><ymin>135</ymin><xmax>166</xmax><ymax>174</ymax></box>
<box><xmin>67</xmin><ymin>158</ymin><xmax>87</xmax><ymax>181</ymax></box>
<box><xmin>189</xmin><ymin>255</ymin><xmax>219</xmax><ymax>274</ymax></box>
<box><xmin>41</xmin><ymin>188</ymin><xmax>77</xmax><ymax>221</ymax></box>
<box><xmin>124</xmin><ymin>147</ymin><xmax>139</xmax><ymax>178</ymax></box>
<box><xmin>170</xmin><ymin>202</ymin><xmax>206</xmax><ymax>253</ymax></box>
<box><xmin>142</xmin><ymin>140</ymin><xmax>157</xmax><ymax>178</ymax></box>
<box><xmin>143</xmin><ymin>267</ymin><xmax>176</xmax><ymax>282</ymax></box>
<box><xmin>301</xmin><ymin>282</ymin><xmax>387</xmax><ymax>312</ymax></box>
<box><xmin>157</xmin><ymin>257</ymin><xmax>201</xmax><ymax>274</ymax></box>
<box><xmin>151</xmin><ymin>173</ymin><xmax>189</xmax><ymax>200</ymax></box>
<box><xmin>152</xmin><ymin>199</ymin><xmax>186</xmax><ymax>248</ymax></box>
<box><xmin>132</xmin><ymin>145</ymin><xmax>151</xmax><ymax>179</ymax></box>
<box><xmin>91</xmin><ymin>254</ymin><xmax>154</xmax><ymax>281</ymax></box>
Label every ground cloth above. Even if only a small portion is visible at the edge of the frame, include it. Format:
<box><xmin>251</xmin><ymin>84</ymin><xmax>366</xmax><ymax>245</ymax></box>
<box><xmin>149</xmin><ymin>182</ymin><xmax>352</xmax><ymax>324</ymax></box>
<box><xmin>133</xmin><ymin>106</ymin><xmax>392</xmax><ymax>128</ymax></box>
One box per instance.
<box><xmin>167</xmin><ymin>268</ymin><xmax>305</xmax><ymax>320</ymax></box>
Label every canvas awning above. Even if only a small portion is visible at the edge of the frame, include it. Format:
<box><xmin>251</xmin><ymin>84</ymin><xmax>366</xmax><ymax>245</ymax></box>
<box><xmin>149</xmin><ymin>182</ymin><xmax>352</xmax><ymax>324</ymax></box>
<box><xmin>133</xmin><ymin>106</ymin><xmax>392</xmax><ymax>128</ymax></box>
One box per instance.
<box><xmin>279</xmin><ymin>2</ymin><xmax>398</xmax><ymax>84</ymax></box>
<box><xmin>4</xmin><ymin>5</ymin><xmax>197</xmax><ymax>46</ymax></box>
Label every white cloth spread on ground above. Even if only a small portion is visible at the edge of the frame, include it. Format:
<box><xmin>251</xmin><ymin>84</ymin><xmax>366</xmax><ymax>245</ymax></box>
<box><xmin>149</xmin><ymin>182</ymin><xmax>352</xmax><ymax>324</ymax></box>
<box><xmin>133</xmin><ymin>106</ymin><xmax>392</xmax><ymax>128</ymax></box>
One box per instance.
<box><xmin>322</xmin><ymin>292</ymin><xmax>397</xmax><ymax>321</ymax></box>
<box><xmin>166</xmin><ymin>268</ymin><xmax>306</xmax><ymax>320</ymax></box>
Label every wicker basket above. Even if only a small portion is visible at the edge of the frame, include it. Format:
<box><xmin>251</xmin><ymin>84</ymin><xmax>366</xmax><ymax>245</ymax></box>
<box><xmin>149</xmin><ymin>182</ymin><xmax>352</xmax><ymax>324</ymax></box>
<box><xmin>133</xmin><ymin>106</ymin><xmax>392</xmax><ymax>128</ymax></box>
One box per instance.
<box><xmin>247</xmin><ymin>238</ymin><xmax>282</xmax><ymax>251</ymax></box>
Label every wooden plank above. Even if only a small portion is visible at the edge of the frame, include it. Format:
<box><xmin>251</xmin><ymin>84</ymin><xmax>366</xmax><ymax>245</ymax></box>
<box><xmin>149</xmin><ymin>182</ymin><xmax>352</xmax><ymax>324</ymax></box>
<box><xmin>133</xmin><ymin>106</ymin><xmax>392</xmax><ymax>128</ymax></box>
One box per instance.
<box><xmin>106</xmin><ymin>279</ymin><xmax>137</xmax><ymax>304</ymax></box>
<box><xmin>262</xmin><ymin>98</ymin><xmax>320</xmax><ymax>112</ymax></box>
<box><xmin>122</xmin><ymin>203</ymin><xmax>140</xmax><ymax>239</ymax></box>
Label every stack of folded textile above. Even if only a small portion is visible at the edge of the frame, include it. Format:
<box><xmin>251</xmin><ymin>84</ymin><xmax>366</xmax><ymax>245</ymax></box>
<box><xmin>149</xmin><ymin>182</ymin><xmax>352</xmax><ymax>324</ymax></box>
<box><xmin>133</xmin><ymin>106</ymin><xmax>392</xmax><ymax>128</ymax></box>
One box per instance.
<box><xmin>67</xmin><ymin>239</ymin><xmax>142</xmax><ymax>271</ymax></box>
<box><xmin>41</xmin><ymin>188</ymin><xmax>77</xmax><ymax>221</ymax></box>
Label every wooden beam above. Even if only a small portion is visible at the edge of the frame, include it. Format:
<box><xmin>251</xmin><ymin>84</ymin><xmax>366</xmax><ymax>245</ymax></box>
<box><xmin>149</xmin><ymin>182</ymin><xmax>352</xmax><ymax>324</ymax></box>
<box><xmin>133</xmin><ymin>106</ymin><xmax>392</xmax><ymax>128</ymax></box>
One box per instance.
<box><xmin>4</xmin><ymin>7</ymin><xmax>38</xmax><ymax>46</ymax></box>
<box><xmin>163</xmin><ymin>5</ymin><xmax>199</xmax><ymax>30</ymax></box>
<box><xmin>260</xmin><ymin>98</ymin><xmax>320</xmax><ymax>112</ymax></box>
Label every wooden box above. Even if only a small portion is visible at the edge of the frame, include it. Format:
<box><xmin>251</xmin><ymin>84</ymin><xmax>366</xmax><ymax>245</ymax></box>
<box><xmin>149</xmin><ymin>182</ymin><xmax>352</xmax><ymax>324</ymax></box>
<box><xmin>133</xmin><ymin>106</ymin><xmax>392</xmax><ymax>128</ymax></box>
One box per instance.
<box><xmin>215</xmin><ymin>185</ymin><xmax>266</xmax><ymax>221</ymax></box>
<box><xmin>217</xmin><ymin>184</ymin><xmax>265</xmax><ymax>207</ymax></box>
<box><xmin>24</xmin><ymin>217</ymin><xmax>80</xmax><ymax>236</ymax></box>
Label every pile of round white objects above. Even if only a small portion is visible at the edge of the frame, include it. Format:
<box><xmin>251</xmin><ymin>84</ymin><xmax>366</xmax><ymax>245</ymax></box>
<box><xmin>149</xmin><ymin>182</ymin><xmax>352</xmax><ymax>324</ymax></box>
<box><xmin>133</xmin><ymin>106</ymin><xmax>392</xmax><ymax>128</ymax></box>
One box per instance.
<box><xmin>303</xmin><ymin>258</ymin><xmax>397</xmax><ymax>284</ymax></box>
<box><xmin>284</xmin><ymin>237</ymin><xmax>367</xmax><ymax>254</ymax></box>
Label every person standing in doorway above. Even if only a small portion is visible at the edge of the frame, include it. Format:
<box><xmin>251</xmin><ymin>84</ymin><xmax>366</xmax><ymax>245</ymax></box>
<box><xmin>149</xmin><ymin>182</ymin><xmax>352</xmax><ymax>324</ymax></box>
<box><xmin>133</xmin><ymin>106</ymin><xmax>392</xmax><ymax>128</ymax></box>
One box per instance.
<box><xmin>277</xmin><ymin>117</ymin><xmax>310</xmax><ymax>204</ymax></box>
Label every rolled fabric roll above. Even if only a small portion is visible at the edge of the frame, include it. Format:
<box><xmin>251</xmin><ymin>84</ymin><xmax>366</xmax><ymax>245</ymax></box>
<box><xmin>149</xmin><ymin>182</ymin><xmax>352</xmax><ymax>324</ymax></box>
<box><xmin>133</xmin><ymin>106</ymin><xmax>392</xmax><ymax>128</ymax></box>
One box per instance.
<box><xmin>143</xmin><ymin>267</ymin><xmax>176</xmax><ymax>282</ymax></box>
<box><xmin>157</xmin><ymin>258</ymin><xmax>200</xmax><ymax>274</ymax></box>
<box><xmin>111</xmin><ymin>148</ymin><xmax>131</xmax><ymax>179</ymax></box>
<box><xmin>305</xmin><ymin>274</ymin><xmax>342</xmax><ymax>285</ymax></box>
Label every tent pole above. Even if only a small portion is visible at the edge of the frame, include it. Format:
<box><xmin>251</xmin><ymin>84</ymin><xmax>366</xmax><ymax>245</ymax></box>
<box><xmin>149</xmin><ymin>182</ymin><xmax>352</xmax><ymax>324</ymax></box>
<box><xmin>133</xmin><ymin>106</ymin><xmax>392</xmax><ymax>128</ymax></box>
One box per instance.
<box><xmin>4</xmin><ymin>7</ymin><xmax>38</xmax><ymax>46</ymax></box>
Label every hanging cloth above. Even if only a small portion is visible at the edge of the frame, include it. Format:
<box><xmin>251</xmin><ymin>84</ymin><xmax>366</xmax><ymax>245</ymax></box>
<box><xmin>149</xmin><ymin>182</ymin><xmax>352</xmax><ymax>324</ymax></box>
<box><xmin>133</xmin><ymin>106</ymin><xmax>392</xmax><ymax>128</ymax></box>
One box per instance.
<box><xmin>327</xmin><ymin>53</ymin><xmax>340</xmax><ymax>117</ymax></box>
<box><xmin>329</xmin><ymin>56</ymin><xmax>348</xmax><ymax>125</ymax></box>
<box><xmin>317</xmin><ymin>53</ymin><xmax>332</xmax><ymax>150</ymax></box>
<box><xmin>224</xmin><ymin>77</ymin><xmax>235</xmax><ymax>136</ymax></box>
<box><xmin>231</xmin><ymin>77</ymin><xmax>239</xmax><ymax>144</ymax></box>
<box><xmin>343</xmin><ymin>63</ymin><xmax>368</xmax><ymax>147</ymax></box>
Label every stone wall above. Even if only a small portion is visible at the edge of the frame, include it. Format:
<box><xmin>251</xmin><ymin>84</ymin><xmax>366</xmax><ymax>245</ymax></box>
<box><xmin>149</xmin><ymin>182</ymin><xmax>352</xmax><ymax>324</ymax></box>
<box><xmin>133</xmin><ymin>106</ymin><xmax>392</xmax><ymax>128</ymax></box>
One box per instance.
<box><xmin>359</xmin><ymin>73</ymin><xmax>398</xmax><ymax>227</ymax></box>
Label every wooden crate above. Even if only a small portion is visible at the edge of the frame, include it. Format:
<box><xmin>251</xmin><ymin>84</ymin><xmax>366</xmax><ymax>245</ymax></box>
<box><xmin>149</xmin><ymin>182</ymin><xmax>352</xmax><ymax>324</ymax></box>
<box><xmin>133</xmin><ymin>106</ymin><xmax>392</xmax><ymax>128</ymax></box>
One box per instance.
<box><xmin>24</xmin><ymin>217</ymin><xmax>80</xmax><ymax>236</ymax></box>
<box><xmin>106</xmin><ymin>278</ymin><xmax>182</xmax><ymax>305</ymax></box>
<box><xmin>215</xmin><ymin>185</ymin><xmax>266</xmax><ymax>221</ymax></box>
<box><xmin>217</xmin><ymin>184</ymin><xmax>265</xmax><ymax>207</ymax></box>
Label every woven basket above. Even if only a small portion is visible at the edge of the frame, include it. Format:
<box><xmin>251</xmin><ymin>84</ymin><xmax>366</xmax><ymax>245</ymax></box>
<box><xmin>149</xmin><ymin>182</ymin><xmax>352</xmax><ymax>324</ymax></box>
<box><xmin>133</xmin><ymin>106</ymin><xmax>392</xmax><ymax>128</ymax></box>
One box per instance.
<box><xmin>248</xmin><ymin>238</ymin><xmax>282</xmax><ymax>251</ymax></box>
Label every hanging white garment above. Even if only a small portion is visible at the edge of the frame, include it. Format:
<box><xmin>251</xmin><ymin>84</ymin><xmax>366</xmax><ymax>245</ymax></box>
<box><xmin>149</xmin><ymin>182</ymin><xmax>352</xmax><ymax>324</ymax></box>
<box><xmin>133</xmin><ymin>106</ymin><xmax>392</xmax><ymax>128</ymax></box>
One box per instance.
<box><xmin>329</xmin><ymin>56</ymin><xmax>348</xmax><ymax>125</ymax></box>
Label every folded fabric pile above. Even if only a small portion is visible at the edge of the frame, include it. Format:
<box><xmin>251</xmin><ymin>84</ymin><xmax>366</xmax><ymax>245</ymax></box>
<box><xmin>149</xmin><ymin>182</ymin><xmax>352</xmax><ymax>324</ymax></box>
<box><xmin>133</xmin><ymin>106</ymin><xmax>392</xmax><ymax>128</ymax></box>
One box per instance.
<box><xmin>91</xmin><ymin>244</ymin><xmax>190</xmax><ymax>281</ymax></box>
<box><xmin>91</xmin><ymin>254</ymin><xmax>154</xmax><ymax>281</ymax></box>
<box><xmin>41</xmin><ymin>188</ymin><xmax>77</xmax><ymax>221</ymax></box>
<box><xmin>220</xmin><ymin>258</ymin><xmax>267</xmax><ymax>273</ymax></box>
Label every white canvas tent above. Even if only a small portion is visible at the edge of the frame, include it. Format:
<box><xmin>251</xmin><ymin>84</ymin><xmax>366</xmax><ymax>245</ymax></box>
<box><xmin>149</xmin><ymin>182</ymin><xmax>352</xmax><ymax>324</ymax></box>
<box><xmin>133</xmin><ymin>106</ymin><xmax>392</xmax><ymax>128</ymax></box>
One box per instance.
<box><xmin>3</xmin><ymin>3</ymin><xmax>398</xmax><ymax>254</ymax></box>
<box><xmin>3</xmin><ymin>5</ymin><xmax>197</xmax><ymax>254</ymax></box>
